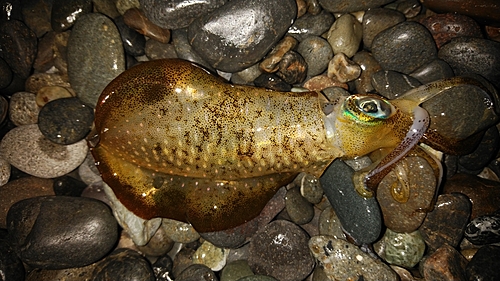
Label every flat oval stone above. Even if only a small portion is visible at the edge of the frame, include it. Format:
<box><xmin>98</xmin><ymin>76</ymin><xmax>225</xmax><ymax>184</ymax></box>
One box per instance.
<box><xmin>67</xmin><ymin>13</ymin><xmax>125</xmax><ymax>107</ymax></box>
<box><xmin>140</xmin><ymin>0</ymin><xmax>227</xmax><ymax>30</ymax></box>
<box><xmin>188</xmin><ymin>0</ymin><xmax>297</xmax><ymax>72</ymax></box>
<box><xmin>92</xmin><ymin>248</ymin><xmax>155</xmax><ymax>281</ymax></box>
<box><xmin>220</xmin><ymin>260</ymin><xmax>254</xmax><ymax>281</ymax></box>
<box><xmin>7</xmin><ymin>196</ymin><xmax>118</xmax><ymax>269</ymax></box>
<box><xmin>319</xmin><ymin>159</ymin><xmax>382</xmax><ymax>244</ymax></box>
<box><xmin>51</xmin><ymin>0</ymin><xmax>92</xmax><ymax>32</ymax></box>
<box><xmin>438</xmin><ymin>37</ymin><xmax>500</xmax><ymax>90</ymax></box>
<box><xmin>285</xmin><ymin>186</ymin><xmax>314</xmax><ymax>225</ymax></box>
<box><xmin>248</xmin><ymin>220</ymin><xmax>314</xmax><ymax>281</ymax></box>
<box><xmin>287</xmin><ymin>10</ymin><xmax>334</xmax><ymax>42</ymax></box>
<box><xmin>419</xmin><ymin>193</ymin><xmax>471</xmax><ymax>251</ymax></box>
<box><xmin>35</xmin><ymin>86</ymin><xmax>74</xmax><ymax>107</ymax></box>
<box><xmin>309</xmin><ymin>235</ymin><xmax>398</xmax><ymax>281</ymax></box>
<box><xmin>318</xmin><ymin>0</ymin><xmax>394</xmax><ymax>13</ymax></box>
<box><xmin>38</xmin><ymin>97</ymin><xmax>94</xmax><ymax>145</ymax></box>
<box><xmin>0</xmin><ymin>124</ymin><xmax>88</xmax><ymax>178</ymax></box>
<box><xmin>372</xmin><ymin>21</ymin><xmax>437</xmax><ymax>74</ymax></box>
<box><xmin>377</xmin><ymin>156</ymin><xmax>437</xmax><ymax>233</ymax></box>
<box><xmin>409</xmin><ymin>59</ymin><xmax>455</xmax><ymax>84</ymax></box>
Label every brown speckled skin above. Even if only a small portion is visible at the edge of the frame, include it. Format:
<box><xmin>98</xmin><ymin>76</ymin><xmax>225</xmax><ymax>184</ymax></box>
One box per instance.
<box><xmin>92</xmin><ymin>59</ymin><xmax>344</xmax><ymax>232</ymax></box>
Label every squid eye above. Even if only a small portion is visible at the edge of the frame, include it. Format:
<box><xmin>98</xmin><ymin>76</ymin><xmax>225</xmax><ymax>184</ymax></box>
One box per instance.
<box><xmin>355</xmin><ymin>97</ymin><xmax>394</xmax><ymax>119</ymax></box>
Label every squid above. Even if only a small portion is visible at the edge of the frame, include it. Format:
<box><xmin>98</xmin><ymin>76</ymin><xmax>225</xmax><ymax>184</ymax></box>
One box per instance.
<box><xmin>89</xmin><ymin>58</ymin><xmax>495</xmax><ymax>232</ymax></box>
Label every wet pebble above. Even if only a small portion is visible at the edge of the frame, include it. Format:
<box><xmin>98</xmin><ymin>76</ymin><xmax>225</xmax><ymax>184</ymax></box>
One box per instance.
<box><xmin>285</xmin><ymin>186</ymin><xmax>314</xmax><ymax>225</ymax></box>
<box><xmin>302</xmin><ymin>75</ymin><xmax>347</xmax><ymax>92</ymax></box>
<box><xmin>419</xmin><ymin>13</ymin><xmax>483</xmax><ymax>49</ymax></box>
<box><xmin>67</xmin><ymin>13</ymin><xmax>125</xmax><ymax>107</ymax></box>
<box><xmin>276</xmin><ymin>51</ymin><xmax>307</xmax><ymax>84</ymax></box>
<box><xmin>115</xmin><ymin>0</ymin><xmax>140</xmax><ymax>15</ymax></box>
<box><xmin>260</xmin><ymin>36</ymin><xmax>298</xmax><ymax>73</ymax></box>
<box><xmin>254</xmin><ymin>73</ymin><xmax>291</xmax><ymax>92</ymax></box>
<box><xmin>0</xmin><ymin>124</ymin><xmax>88</xmax><ymax>178</ymax></box>
<box><xmin>193</xmin><ymin>240</ymin><xmax>228</xmax><ymax>271</ymax></box>
<box><xmin>297</xmin><ymin>172</ymin><xmax>323</xmax><ymax>204</ymax></box>
<box><xmin>419</xmin><ymin>193</ymin><xmax>471</xmax><ymax>251</ymax></box>
<box><xmin>409</xmin><ymin>58</ymin><xmax>455</xmax><ymax>84</ymax></box>
<box><xmin>326</xmin><ymin>13</ymin><xmax>362</xmax><ymax>58</ymax></box>
<box><xmin>318</xmin><ymin>0</ymin><xmax>394</xmax><ymax>13</ymax></box>
<box><xmin>176</xmin><ymin>264</ymin><xmax>218</xmax><ymax>281</ymax></box>
<box><xmin>140</xmin><ymin>0</ymin><xmax>227</xmax><ymax>30</ymax></box>
<box><xmin>37</xmin><ymin>97</ymin><xmax>94</xmax><ymax>145</ymax></box>
<box><xmin>458</xmin><ymin>126</ymin><xmax>500</xmax><ymax>173</ymax></box>
<box><xmin>287</xmin><ymin>10</ymin><xmax>334</xmax><ymax>41</ymax></box>
<box><xmin>171</xmin><ymin>28</ymin><xmax>214</xmax><ymax>71</ymax></box>
<box><xmin>238</xmin><ymin>276</ymin><xmax>278</xmax><ymax>281</ymax></box>
<box><xmin>352</xmin><ymin>50</ymin><xmax>382</xmax><ymax>94</ymax></box>
<box><xmin>466</xmin><ymin>245</ymin><xmax>500</xmax><ymax>281</ymax></box>
<box><xmin>421</xmin><ymin>243</ymin><xmax>468</xmax><ymax>281</ymax></box>
<box><xmin>8</xmin><ymin>92</ymin><xmax>39</xmax><ymax>126</ymax></box>
<box><xmin>309</xmin><ymin>235</ymin><xmax>398</xmax><ymax>281</ymax></box>
<box><xmin>248</xmin><ymin>220</ymin><xmax>314</xmax><ymax>281</ymax></box>
<box><xmin>372</xmin><ymin>21</ymin><xmax>437</xmax><ymax>74</ymax></box>
<box><xmin>123</xmin><ymin>8</ymin><xmax>171</xmax><ymax>44</ymax></box>
<box><xmin>188</xmin><ymin>0</ymin><xmax>297</xmax><ymax>72</ymax></box>
<box><xmin>420</xmin><ymin>0</ymin><xmax>500</xmax><ymax>26</ymax></box>
<box><xmin>296</xmin><ymin>36</ymin><xmax>332</xmax><ymax>77</ymax></box>
<box><xmin>114</xmin><ymin>15</ymin><xmax>146</xmax><ymax>56</ymax></box>
<box><xmin>145</xmin><ymin>40</ymin><xmax>178</xmax><ymax>60</ymax></box>
<box><xmin>161</xmin><ymin>218</ymin><xmax>200</xmax><ymax>244</ymax></box>
<box><xmin>220</xmin><ymin>260</ymin><xmax>254</xmax><ymax>281</ymax></box>
<box><xmin>376</xmin><ymin>228</ymin><xmax>425</xmax><ymax>268</ymax></box>
<box><xmin>319</xmin><ymin>159</ymin><xmax>382</xmax><ymax>244</ymax></box>
<box><xmin>465</xmin><ymin>210</ymin><xmax>500</xmax><ymax>245</ymax></box>
<box><xmin>371</xmin><ymin>70</ymin><xmax>421</xmax><ymax>99</ymax></box>
<box><xmin>0</xmin><ymin>19</ymin><xmax>37</xmax><ymax>78</ymax></box>
<box><xmin>443</xmin><ymin>173</ymin><xmax>500</xmax><ymax>219</ymax></box>
<box><xmin>438</xmin><ymin>37</ymin><xmax>500</xmax><ymax>89</ymax></box>
<box><xmin>78</xmin><ymin>153</ymin><xmax>102</xmax><ymax>185</ymax></box>
<box><xmin>0</xmin><ymin>177</ymin><xmax>54</xmax><ymax>228</ymax></box>
<box><xmin>362</xmin><ymin>8</ymin><xmax>406</xmax><ymax>51</ymax></box>
<box><xmin>51</xmin><ymin>0</ymin><xmax>92</xmax><ymax>32</ymax></box>
<box><xmin>92</xmin><ymin>248</ymin><xmax>155</xmax><ymax>281</ymax></box>
<box><xmin>327</xmin><ymin>52</ymin><xmax>361</xmax><ymax>83</ymax></box>
<box><xmin>232</xmin><ymin>63</ymin><xmax>262</xmax><ymax>85</ymax></box>
<box><xmin>25</xmin><ymin>263</ymin><xmax>97</xmax><ymax>281</ymax></box>
<box><xmin>7</xmin><ymin>196</ymin><xmax>118</xmax><ymax>269</ymax></box>
<box><xmin>152</xmin><ymin>254</ymin><xmax>174</xmax><ymax>281</ymax></box>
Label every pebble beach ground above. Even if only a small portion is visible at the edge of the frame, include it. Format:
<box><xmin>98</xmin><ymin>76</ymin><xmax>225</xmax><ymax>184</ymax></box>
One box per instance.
<box><xmin>1</xmin><ymin>0</ymin><xmax>500</xmax><ymax>280</ymax></box>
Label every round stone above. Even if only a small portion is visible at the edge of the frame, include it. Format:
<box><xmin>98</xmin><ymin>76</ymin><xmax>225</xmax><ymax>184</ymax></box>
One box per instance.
<box><xmin>92</xmin><ymin>249</ymin><xmax>155</xmax><ymax>281</ymax></box>
<box><xmin>380</xmin><ymin>229</ymin><xmax>425</xmax><ymax>268</ymax></box>
<box><xmin>297</xmin><ymin>36</ymin><xmax>333</xmax><ymax>77</ymax></box>
<box><xmin>38</xmin><ymin>97</ymin><xmax>94</xmax><ymax>145</ymax></box>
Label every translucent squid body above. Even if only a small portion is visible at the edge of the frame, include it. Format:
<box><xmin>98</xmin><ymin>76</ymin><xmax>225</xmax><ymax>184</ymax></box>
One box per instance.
<box><xmin>90</xmin><ymin>58</ymin><xmax>495</xmax><ymax>232</ymax></box>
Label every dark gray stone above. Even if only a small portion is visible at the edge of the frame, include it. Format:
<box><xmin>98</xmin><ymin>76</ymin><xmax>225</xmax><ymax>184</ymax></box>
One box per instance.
<box><xmin>67</xmin><ymin>13</ymin><xmax>125</xmax><ymax>107</ymax></box>
<box><xmin>38</xmin><ymin>97</ymin><xmax>94</xmax><ymax>145</ymax></box>
<box><xmin>372</xmin><ymin>21</ymin><xmax>437</xmax><ymax>74</ymax></box>
<box><xmin>318</xmin><ymin>0</ymin><xmax>394</xmax><ymax>13</ymax></box>
<box><xmin>459</xmin><ymin>126</ymin><xmax>500</xmax><ymax>173</ymax></box>
<box><xmin>466</xmin><ymin>245</ymin><xmax>500</xmax><ymax>281</ymax></box>
<box><xmin>319</xmin><ymin>159</ymin><xmax>382</xmax><ymax>244</ymax></box>
<box><xmin>188</xmin><ymin>0</ymin><xmax>297</xmax><ymax>72</ymax></box>
<box><xmin>439</xmin><ymin>37</ymin><xmax>500</xmax><ymax>90</ymax></box>
<box><xmin>371</xmin><ymin>70</ymin><xmax>421</xmax><ymax>99</ymax></box>
<box><xmin>0</xmin><ymin>239</ymin><xmax>25</xmax><ymax>281</ymax></box>
<box><xmin>296</xmin><ymin>36</ymin><xmax>333</xmax><ymax>77</ymax></box>
<box><xmin>171</xmin><ymin>28</ymin><xmax>214</xmax><ymax>71</ymax></box>
<box><xmin>287</xmin><ymin>10</ymin><xmax>334</xmax><ymax>41</ymax></box>
<box><xmin>114</xmin><ymin>15</ymin><xmax>146</xmax><ymax>57</ymax></box>
<box><xmin>465</xmin><ymin>210</ymin><xmax>500</xmax><ymax>245</ymax></box>
<box><xmin>140</xmin><ymin>0</ymin><xmax>227</xmax><ymax>30</ymax></box>
<box><xmin>0</xmin><ymin>20</ymin><xmax>37</xmax><ymax>78</ymax></box>
<box><xmin>362</xmin><ymin>8</ymin><xmax>406</xmax><ymax>51</ymax></box>
<box><xmin>7</xmin><ymin>196</ymin><xmax>118</xmax><ymax>269</ymax></box>
<box><xmin>176</xmin><ymin>264</ymin><xmax>217</xmax><ymax>281</ymax></box>
<box><xmin>409</xmin><ymin>59</ymin><xmax>455</xmax><ymax>84</ymax></box>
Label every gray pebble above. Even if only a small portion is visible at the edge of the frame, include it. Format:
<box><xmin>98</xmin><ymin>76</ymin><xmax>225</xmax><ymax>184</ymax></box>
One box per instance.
<box><xmin>188</xmin><ymin>0</ymin><xmax>297</xmax><ymax>72</ymax></box>
<box><xmin>362</xmin><ymin>8</ymin><xmax>406</xmax><ymax>50</ymax></box>
<box><xmin>285</xmin><ymin>186</ymin><xmax>314</xmax><ymax>225</ymax></box>
<box><xmin>371</xmin><ymin>70</ymin><xmax>421</xmax><ymax>99</ymax></box>
<box><xmin>220</xmin><ymin>260</ymin><xmax>254</xmax><ymax>281</ymax></box>
<box><xmin>318</xmin><ymin>0</ymin><xmax>395</xmax><ymax>13</ymax></box>
<box><xmin>372</xmin><ymin>21</ymin><xmax>437</xmax><ymax>74</ymax></box>
<box><xmin>409</xmin><ymin>58</ymin><xmax>455</xmax><ymax>84</ymax></box>
<box><xmin>287</xmin><ymin>10</ymin><xmax>335</xmax><ymax>41</ymax></box>
<box><xmin>7</xmin><ymin>196</ymin><xmax>118</xmax><ymax>269</ymax></box>
<box><xmin>297</xmin><ymin>36</ymin><xmax>333</xmax><ymax>76</ymax></box>
<box><xmin>67</xmin><ymin>13</ymin><xmax>125</xmax><ymax>107</ymax></box>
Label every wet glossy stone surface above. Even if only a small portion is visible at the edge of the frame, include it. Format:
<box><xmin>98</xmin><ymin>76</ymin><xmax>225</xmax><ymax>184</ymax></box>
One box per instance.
<box><xmin>51</xmin><ymin>0</ymin><xmax>92</xmax><ymax>32</ymax></box>
<box><xmin>465</xmin><ymin>210</ymin><xmax>500</xmax><ymax>245</ymax></box>
<box><xmin>362</xmin><ymin>8</ymin><xmax>406</xmax><ymax>51</ymax></box>
<box><xmin>379</xmin><ymin>228</ymin><xmax>425</xmax><ymax>268</ymax></box>
<box><xmin>318</xmin><ymin>0</ymin><xmax>394</xmax><ymax>13</ymax></box>
<box><xmin>7</xmin><ymin>196</ymin><xmax>118</xmax><ymax>269</ymax></box>
<box><xmin>92</xmin><ymin>248</ymin><xmax>155</xmax><ymax>281</ymax></box>
<box><xmin>466</xmin><ymin>245</ymin><xmax>500</xmax><ymax>281</ymax></box>
<box><xmin>421</xmin><ymin>243</ymin><xmax>468</xmax><ymax>281</ymax></box>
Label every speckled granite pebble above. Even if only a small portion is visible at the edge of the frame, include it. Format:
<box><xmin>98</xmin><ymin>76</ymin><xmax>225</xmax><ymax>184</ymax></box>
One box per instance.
<box><xmin>372</xmin><ymin>21</ymin><xmax>437</xmax><ymax>74</ymax></box>
<box><xmin>7</xmin><ymin>196</ymin><xmax>118</xmax><ymax>269</ymax></box>
<box><xmin>248</xmin><ymin>220</ymin><xmax>314</xmax><ymax>281</ymax></box>
<box><xmin>309</xmin><ymin>235</ymin><xmax>398</xmax><ymax>281</ymax></box>
<box><xmin>67</xmin><ymin>13</ymin><xmax>125</xmax><ymax>107</ymax></box>
<box><xmin>0</xmin><ymin>124</ymin><xmax>88</xmax><ymax>178</ymax></box>
<box><xmin>38</xmin><ymin>97</ymin><xmax>94</xmax><ymax>145</ymax></box>
<box><xmin>9</xmin><ymin>92</ymin><xmax>39</xmax><ymax>126</ymax></box>
<box><xmin>92</xmin><ymin>248</ymin><xmax>155</xmax><ymax>281</ymax></box>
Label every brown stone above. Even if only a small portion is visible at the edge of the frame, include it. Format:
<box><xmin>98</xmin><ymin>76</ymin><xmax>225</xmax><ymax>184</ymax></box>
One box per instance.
<box><xmin>442</xmin><ymin>173</ymin><xmax>500</xmax><ymax>219</ymax></box>
<box><xmin>302</xmin><ymin>75</ymin><xmax>348</xmax><ymax>91</ymax></box>
<box><xmin>421</xmin><ymin>0</ymin><xmax>500</xmax><ymax>26</ymax></box>
<box><xmin>0</xmin><ymin>176</ymin><xmax>54</xmax><ymax>228</ymax></box>
<box><xmin>419</xmin><ymin>193</ymin><xmax>471</xmax><ymax>251</ymax></box>
<box><xmin>420</xmin><ymin>13</ymin><xmax>483</xmax><ymax>49</ymax></box>
<box><xmin>421</xmin><ymin>243</ymin><xmax>468</xmax><ymax>281</ymax></box>
<box><xmin>123</xmin><ymin>8</ymin><xmax>171</xmax><ymax>44</ymax></box>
